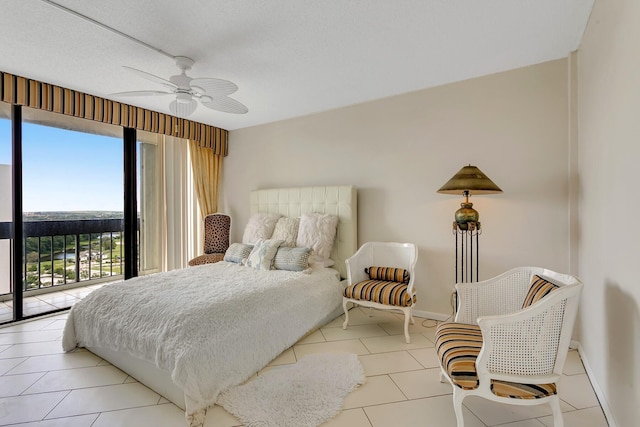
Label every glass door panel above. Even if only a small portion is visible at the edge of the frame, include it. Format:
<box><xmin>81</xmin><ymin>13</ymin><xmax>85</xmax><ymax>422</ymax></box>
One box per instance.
<box><xmin>20</xmin><ymin>108</ymin><xmax>123</xmax><ymax>317</ymax></box>
<box><xmin>137</xmin><ymin>131</ymin><xmax>162</xmax><ymax>275</ymax></box>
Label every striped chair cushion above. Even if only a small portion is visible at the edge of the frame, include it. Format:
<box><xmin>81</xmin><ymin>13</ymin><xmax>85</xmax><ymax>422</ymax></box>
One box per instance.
<box><xmin>344</xmin><ymin>280</ymin><xmax>416</xmax><ymax>307</ymax></box>
<box><xmin>366</xmin><ymin>266</ymin><xmax>410</xmax><ymax>283</ymax></box>
<box><xmin>435</xmin><ymin>322</ymin><xmax>557</xmax><ymax>399</ymax></box>
<box><xmin>522</xmin><ymin>275</ymin><xmax>559</xmax><ymax>308</ymax></box>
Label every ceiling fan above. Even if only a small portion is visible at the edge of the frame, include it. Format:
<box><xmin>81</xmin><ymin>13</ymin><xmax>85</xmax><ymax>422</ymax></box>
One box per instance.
<box><xmin>111</xmin><ymin>56</ymin><xmax>248</xmax><ymax>118</ymax></box>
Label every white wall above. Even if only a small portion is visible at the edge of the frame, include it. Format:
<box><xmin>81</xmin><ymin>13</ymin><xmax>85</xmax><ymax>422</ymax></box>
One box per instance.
<box><xmin>577</xmin><ymin>0</ymin><xmax>640</xmax><ymax>425</ymax></box>
<box><xmin>222</xmin><ymin>59</ymin><xmax>571</xmax><ymax>317</ymax></box>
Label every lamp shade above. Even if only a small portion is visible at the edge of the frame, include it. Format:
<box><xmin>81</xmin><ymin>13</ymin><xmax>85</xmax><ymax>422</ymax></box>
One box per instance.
<box><xmin>437</xmin><ymin>165</ymin><xmax>502</xmax><ymax>195</ymax></box>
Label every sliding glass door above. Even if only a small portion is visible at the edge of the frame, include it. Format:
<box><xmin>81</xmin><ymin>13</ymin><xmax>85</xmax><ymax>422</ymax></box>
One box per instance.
<box><xmin>19</xmin><ymin>108</ymin><xmax>124</xmax><ymax>317</ymax></box>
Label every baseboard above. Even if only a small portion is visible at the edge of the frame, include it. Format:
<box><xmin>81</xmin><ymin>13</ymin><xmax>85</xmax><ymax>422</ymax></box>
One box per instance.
<box><xmin>576</xmin><ymin>342</ymin><xmax>616</xmax><ymax>427</ymax></box>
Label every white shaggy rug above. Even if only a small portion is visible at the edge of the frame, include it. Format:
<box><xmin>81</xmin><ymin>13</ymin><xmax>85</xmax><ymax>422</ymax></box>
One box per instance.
<box><xmin>217</xmin><ymin>352</ymin><xmax>365</xmax><ymax>427</ymax></box>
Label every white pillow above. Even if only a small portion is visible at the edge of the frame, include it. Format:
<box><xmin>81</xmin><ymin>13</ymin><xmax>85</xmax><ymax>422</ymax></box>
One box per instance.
<box><xmin>296</xmin><ymin>212</ymin><xmax>339</xmax><ymax>262</ymax></box>
<box><xmin>245</xmin><ymin>239</ymin><xmax>283</xmax><ymax>270</ymax></box>
<box><xmin>271</xmin><ymin>217</ymin><xmax>300</xmax><ymax>248</ymax></box>
<box><xmin>242</xmin><ymin>213</ymin><xmax>281</xmax><ymax>244</ymax></box>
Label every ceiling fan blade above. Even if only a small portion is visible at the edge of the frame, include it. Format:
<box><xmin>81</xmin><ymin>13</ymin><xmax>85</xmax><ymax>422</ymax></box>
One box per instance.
<box><xmin>123</xmin><ymin>66</ymin><xmax>177</xmax><ymax>90</ymax></box>
<box><xmin>110</xmin><ymin>90</ymin><xmax>173</xmax><ymax>97</ymax></box>
<box><xmin>169</xmin><ymin>98</ymin><xmax>198</xmax><ymax>118</ymax></box>
<box><xmin>190</xmin><ymin>77</ymin><xmax>238</xmax><ymax>96</ymax></box>
<box><xmin>201</xmin><ymin>96</ymin><xmax>248</xmax><ymax>114</ymax></box>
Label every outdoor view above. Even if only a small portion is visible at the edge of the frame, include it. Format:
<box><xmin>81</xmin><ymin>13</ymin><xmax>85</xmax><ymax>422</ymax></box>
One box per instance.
<box><xmin>0</xmin><ymin>114</ymin><xmax>125</xmax><ymax>299</ymax></box>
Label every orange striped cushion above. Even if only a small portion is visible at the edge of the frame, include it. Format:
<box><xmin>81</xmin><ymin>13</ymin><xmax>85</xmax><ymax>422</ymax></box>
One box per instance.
<box><xmin>344</xmin><ymin>280</ymin><xmax>415</xmax><ymax>307</ymax></box>
<box><xmin>491</xmin><ymin>381</ymin><xmax>557</xmax><ymax>399</ymax></box>
<box><xmin>435</xmin><ymin>322</ymin><xmax>557</xmax><ymax>399</ymax></box>
<box><xmin>522</xmin><ymin>275</ymin><xmax>559</xmax><ymax>308</ymax></box>
<box><xmin>435</xmin><ymin>322</ymin><xmax>483</xmax><ymax>390</ymax></box>
<box><xmin>366</xmin><ymin>266</ymin><xmax>410</xmax><ymax>283</ymax></box>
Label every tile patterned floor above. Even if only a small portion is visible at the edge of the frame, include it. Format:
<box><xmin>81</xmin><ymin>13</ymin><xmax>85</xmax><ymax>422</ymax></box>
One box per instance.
<box><xmin>0</xmin><ymin>300</ymin><xmax>609</xmax><ymax>426</ymax></box>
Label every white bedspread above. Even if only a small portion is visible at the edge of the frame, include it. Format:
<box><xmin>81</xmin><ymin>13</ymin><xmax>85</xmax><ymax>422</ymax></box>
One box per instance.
<box><xmin>62</xmin><ymin>261</ymin><xmax>343</xmax><ymax>421</ymax></box>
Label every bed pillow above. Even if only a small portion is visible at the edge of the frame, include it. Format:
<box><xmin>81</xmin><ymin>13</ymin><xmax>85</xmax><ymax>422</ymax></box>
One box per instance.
<box><xmin>273</xmin><ymin>246</ymin><xmax>311</xmax><ymax>271</ymax></box>
<box><xmin>245</xmin><ymin>239</ymin><xmax>283</xmax><ymax>270</ymax></box>
<box><xmin>223</xmin><ymin>243</ymin><xmax>254</xmax><ymax>264</ymax></box>
<box><xmin>271</xmin><ymin>217</ymin><xmax>300</xmax><ymax>248</ymax></box>
<box><xmin>296</xmin><ymin>212</ymin><xmax>339</xmax><ymax>262</ymax></box>
<box><xmin>242</xmin><ymin>213</ymin><xmax>282</xmax><ymax>244</ymax></box>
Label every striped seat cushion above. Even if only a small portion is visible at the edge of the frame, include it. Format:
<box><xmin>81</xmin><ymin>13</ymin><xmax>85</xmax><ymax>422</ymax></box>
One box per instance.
<box><xmin>522</xmin><ymin>275</ymin><xmax>559</xmax><ymax>308</ymax></box>
<box><xmin>344</xmin><ymin>280</ymin><xmax>416</xmax><ymax>307</ymax></box>
<box><xmin>435</xmin><ymin>322</ymin><xmax>557</xmax><ymax>399</ymax></box>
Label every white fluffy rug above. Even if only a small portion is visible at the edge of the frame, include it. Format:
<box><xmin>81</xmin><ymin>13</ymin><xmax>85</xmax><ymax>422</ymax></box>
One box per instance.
<box><xmin>217</xmin><ymin>352</ymin><xmax>365</xmax><ymax>427</ymax></box>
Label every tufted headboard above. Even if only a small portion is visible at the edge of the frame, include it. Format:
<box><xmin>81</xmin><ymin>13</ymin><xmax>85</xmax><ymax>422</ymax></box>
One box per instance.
<box><xmin>249</xmin><ymin>186</ymin><xmax>357</xmax><ymax>279</ymax></box>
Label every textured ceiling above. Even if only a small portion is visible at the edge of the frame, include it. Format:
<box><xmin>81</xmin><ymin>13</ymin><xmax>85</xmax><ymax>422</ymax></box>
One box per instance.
<box><xmin>1</xmin><ymin>0</ymin><xmax>594</xmax><ymax>131</ymax></box>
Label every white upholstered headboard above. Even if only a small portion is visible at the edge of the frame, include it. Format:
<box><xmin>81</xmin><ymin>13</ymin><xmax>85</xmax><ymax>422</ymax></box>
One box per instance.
<box><xmin>250</xmin><ymin>186</ymin><xmax>357</xmax><ymax>279</ymax></box>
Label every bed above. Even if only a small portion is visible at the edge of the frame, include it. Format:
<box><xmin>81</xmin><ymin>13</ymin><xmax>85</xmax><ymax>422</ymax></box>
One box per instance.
<box><xmin>61</xmin><ymin>185</ymin><xmax>357</xmax><ymax>426</ymax></box>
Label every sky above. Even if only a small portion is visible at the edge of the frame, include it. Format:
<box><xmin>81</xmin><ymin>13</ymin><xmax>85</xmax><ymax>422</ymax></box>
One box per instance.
<box><xmin>0</xmin><ymin>118</ymin><xmax>125</xmax><ymax>212</ymax></box>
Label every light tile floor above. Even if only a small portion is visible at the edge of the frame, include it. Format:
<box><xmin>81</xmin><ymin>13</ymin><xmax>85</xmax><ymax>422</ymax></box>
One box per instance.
<box><xmin>0</xmin><ymin>302</ymin><xmax>609</xmax><ymax>426</ymax></box>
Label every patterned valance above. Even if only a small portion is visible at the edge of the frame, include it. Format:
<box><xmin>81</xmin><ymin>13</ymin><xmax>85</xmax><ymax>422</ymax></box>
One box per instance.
<box><xmin>1</xmin><ymin>71</ymin><xmax>228</xmax><ymax>156</ymax></box>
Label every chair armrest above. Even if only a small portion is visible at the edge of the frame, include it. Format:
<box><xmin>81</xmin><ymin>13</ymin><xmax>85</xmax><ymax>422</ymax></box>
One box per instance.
<box><xmin>475</xmin><ymin>288</ymin><xmax>573</xmax><ymax>381</ymax></box>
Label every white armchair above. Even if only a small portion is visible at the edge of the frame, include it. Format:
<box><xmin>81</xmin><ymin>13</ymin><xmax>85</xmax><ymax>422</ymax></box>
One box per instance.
<box><xmin>342</xmin><ymin>242</ymin><xmax>418</xmax><ymax>343</ymax></box>
<box><xmin>435</xmin><ymin>266</ymin><xmax>583</xmax><ymax>427</ymax></box>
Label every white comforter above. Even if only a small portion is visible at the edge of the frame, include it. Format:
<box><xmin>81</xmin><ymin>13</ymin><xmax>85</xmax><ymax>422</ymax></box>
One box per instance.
<box><xmin>62</xmin><ymin>261</ymin><xmax>343</xmax><ymax>421</ymax></box>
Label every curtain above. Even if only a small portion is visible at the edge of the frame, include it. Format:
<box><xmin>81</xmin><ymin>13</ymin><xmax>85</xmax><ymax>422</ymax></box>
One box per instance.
<box><xmin>159</xmin><ymin>136</ymin><xmax>201</xmax><ymax>271</ymax></box>
<box><xmin>188</xmin><ymin>139</ymin><xmax>223</xmax><ymax>219</ymax></box>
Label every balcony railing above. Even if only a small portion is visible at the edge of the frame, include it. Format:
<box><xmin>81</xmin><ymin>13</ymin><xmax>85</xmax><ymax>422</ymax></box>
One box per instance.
<box><xmin>0</xmin><ymin>219</ymin><xmax>139</xmax><ymax>295</ymax></box>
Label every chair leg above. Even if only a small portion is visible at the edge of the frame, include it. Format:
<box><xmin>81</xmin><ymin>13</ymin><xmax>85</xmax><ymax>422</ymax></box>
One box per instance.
<box><xmin>550</xmin><ymin>396</ymin><xmax>564</xmax><ymax>427</ymax></box>
<box><xmin>367</xmin><ymin>307</ymin><xmax>373</xmax><ymax>317</ymax></box>
<box><xmin>439</xmin><ymin>369</ymin><xmax>446</xmax><ymax>383</ymax></box>
<box><xmin>342</xmin><ymin>298</ymin><xmax>350</xmax><ymax>330</ymax></box>
<box><xmin>452</xmin><ymin>388</ymin><xmax>465</xmax><ymax>427</ymax></box>
<box><xmin>409</xmin><ymin>309</ymin><xmax>415</xmax><ymax>325</ymax></box>
<box><xmin>403</xmin><ymin>309</ymin><xmax>411</xmax><ymax>344</ymax></box>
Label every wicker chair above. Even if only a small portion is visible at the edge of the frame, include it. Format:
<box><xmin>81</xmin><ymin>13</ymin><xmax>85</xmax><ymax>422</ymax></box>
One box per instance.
<box><xmin>188</xmin><ymin>213</ymin><xmax>231</xmax><ymax>266</ymax></box>
<box><xmin>435</xmin><ymin>267</ymin><xmax>583</xmax><ymax>427</ymax></box>
<box><xmin>342</xmin><ymin>242</ymin><xmax>418</xmax><ymax>344</ymax></box>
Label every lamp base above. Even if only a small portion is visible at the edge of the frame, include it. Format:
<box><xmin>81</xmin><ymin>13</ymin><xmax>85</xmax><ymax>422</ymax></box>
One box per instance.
<box><xmin>455</xmin><ymin>202</ymin><xmax>479</xmax><ymax>228</ymax></box>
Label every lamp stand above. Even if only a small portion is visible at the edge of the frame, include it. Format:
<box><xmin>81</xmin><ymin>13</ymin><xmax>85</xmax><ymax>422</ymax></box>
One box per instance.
<box><xmin>453</xmin><ymin>221</ymin><xmax>480</xmax><ymax>283</ymax></box>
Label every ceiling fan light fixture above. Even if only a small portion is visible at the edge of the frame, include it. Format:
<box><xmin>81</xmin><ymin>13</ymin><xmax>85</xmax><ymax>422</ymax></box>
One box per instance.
<box><xmin>176</xmin><ymin>92</ymin><xmax>192</xmax><ymax>103</ymax></box>
<box><xmin>169</xmin><ymin>98</ymin><xmax>197</xmax><ymax>118</ymax></box>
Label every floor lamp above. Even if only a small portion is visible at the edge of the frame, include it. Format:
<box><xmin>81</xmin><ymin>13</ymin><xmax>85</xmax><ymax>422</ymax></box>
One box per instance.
<box><xmin>437</xmin><ymin>164</ymin><xmax>502</xmax><ymax>283</ymax></box>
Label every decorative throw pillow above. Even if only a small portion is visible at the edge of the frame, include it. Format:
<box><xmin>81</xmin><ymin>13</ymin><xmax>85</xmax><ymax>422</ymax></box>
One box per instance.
<box><xmin>522</xmin><ymin>275</ymin><xmax>559</xmax><ymax>308</ymax></box>
<box><xmin>271</xmin><ymin>217</ymin><xmax>300</xmax><ymax>248</ymax></box>
<box><xmin>366</xmin><ymin>266</ymin><xmax>410</xmax><ymax>284</ymax></box>
<box><xmin>273</xmin><ymin>247</ymin><xmax>311</xmax><ymax>271</ymax></box>
<box><xmin>223</xmin><ymin>243</ymin><xmax>254</xmax><ymax>264</ymax></box>
<box><xmin>242</xmin><ymin>213</ymin><xmax>281</xmax><ymax>244</ymax></box>
<box><xmin>296</xmin><ymin>212</ymin><xmax>339</xmax><ymax>261</ymax></box>
<box><xmin>308</xmin><ymin>253</ymin><xmax>335</xmax><ymax>268</ymax></box>
<box><xmin>245</xmin><ymin>239</ymin><xmax>283</xmax><ymax>270</ymax></box>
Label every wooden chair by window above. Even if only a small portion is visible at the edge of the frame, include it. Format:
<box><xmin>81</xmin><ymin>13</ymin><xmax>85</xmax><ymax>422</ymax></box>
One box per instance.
<box><xmin>342</xmin><ymin>242</ymin><xmax>418</xmax><ymax>344</ymax></box>
<box><xmin>435</xmin><ymin>267</ymin><xmax>583</xmax><ymax>427</ymax></box>
<box><xmin>188</xmin><ymin>213</ymin><xmax>231</xmax><ymax>266</ymax></box>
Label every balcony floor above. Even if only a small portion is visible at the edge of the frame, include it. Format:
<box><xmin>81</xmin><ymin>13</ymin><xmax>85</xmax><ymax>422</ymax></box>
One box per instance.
<box><xmin>0</xmin><ymin>283</ymin><xmax>106</xmax><ymax>323</ymax></box>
